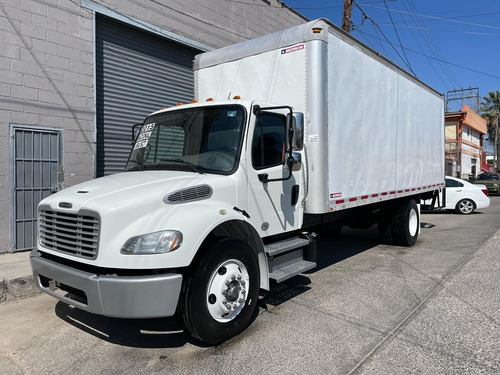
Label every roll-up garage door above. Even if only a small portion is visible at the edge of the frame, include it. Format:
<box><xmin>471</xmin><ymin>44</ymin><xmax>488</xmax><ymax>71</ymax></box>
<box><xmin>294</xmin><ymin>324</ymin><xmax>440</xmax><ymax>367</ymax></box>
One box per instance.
<box><xmin>96</xmin><ymin>15</ymin><xmax>200</xmax><ymax>176</ymax></box>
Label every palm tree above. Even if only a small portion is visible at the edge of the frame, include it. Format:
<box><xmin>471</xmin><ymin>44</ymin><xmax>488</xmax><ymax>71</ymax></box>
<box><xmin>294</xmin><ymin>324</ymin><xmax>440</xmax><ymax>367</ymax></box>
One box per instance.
<box><xmin>480</xmin><ymin>90</ymin><xmax>500</xmax><ymax>171</ymax></box>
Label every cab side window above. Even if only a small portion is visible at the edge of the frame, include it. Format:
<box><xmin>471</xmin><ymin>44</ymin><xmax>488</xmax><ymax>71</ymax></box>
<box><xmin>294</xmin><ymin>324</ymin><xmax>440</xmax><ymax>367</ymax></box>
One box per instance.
<box><xmin>252</xmin><ymin>113</ymin><xmax>286</xmax><ymax>170</ymax></box>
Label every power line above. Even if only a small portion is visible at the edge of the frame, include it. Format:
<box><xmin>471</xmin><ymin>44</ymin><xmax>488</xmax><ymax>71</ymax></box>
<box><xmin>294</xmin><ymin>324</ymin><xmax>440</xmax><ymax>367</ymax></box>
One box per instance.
<box><xmin>377</xmin><ymin>24</ymin><xmax>500</xmax><ymax>36</ymax></box>
<box><xmin>352</xmin><ymin>0</ymin><xmax>417</xmax><ymax>76</ymax></box>
<box><xmin>355</xmin><ymin>29</ymin><xmax>500</xmax><ymax>80</ymax></box>
<box><xmin>394</xmin><ymin>10</ymin><xmax>500</xmax><ymax>22</ymax></box>
<box><xmin>382</xmin><ymin>0</ymin><xmax>414</xmax><ymax>77</ymax></box>
<box><xmin>401</xmin><ymin>0</ymin><xmax>461</xmax><ymax>88</ymax></box>
<box><xmin>353</xmin><ymin>12</ymin><xmax>399</xmax><ymax>62</ymax></box>
<box><xmin>388</xmin><ymin>0</ymin><xmax>450</xmax><ymax>89</ymax></box>
<box><xmin>293</xmin><ymin>0</ymin><xmax>398</xmax><ymax>10</ymax></box>
<box><xmin>363</xmin><ymin>3</ymin><xmax>500</xmax><ymax>31</ymax></box>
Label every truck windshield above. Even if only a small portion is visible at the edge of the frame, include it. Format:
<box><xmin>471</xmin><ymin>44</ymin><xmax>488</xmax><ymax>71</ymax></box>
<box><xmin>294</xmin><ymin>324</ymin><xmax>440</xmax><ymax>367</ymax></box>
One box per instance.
<box><xmin>125</xmin><ymin>105</ymin><xmax>245</xmax><ymax>174</ymax></box>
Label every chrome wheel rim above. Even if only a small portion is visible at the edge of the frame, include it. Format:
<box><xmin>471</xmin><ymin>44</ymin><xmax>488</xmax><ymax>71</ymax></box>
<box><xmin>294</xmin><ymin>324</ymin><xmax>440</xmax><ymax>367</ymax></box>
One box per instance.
<box><xmin>409</xmin><ymin>208</ymin><xmax>418</xmax><ymax>236</ymax></box>
<box><xmin>206</xmin><ymin>259</ymin><xmax>249</xmax><ymax>322</ymax></box>
<box><xmin>459</xmin><ymin>200</ymin><xmax>474</xmax><ymax>214</ymax></box>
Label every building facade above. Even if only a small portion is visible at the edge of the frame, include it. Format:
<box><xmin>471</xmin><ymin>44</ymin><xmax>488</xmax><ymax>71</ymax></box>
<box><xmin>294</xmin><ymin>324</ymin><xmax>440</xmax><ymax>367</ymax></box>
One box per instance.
<box><xmin>0</xmin><ymin>0</ymin><xmax>306</xmax><ymax>253</ymax></box>
<box><xmin>445</xmin><ymin>105</ymin><xmax>487</xmax><ymax>179</ymax></box>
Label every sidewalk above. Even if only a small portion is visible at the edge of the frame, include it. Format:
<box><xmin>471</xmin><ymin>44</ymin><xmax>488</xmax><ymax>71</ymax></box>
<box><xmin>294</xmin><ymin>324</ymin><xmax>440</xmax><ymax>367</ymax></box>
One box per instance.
<box><xmin>0</xmin><ymin>250</ymin><xmax>40</xmax><ymax>303</ymax></box>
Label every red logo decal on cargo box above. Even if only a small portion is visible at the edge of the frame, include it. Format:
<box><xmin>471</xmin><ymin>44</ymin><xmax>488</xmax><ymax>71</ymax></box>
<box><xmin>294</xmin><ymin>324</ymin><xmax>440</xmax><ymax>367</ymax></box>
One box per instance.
<box><xmin>281</xmin><ymin>44</ymin><xmax>304</xmax><ymax>54</ymax></box>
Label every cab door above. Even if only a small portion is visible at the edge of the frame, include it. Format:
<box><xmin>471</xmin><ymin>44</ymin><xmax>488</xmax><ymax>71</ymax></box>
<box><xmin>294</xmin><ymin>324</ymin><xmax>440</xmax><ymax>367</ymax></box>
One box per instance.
<box><xmin>246</xmin><ymin>108</ymin><xmax>303</xmax><ymax>237</ymax></box>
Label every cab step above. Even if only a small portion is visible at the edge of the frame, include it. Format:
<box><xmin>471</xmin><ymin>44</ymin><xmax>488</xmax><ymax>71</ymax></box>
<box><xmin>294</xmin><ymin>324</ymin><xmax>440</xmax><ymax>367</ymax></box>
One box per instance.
<box><xmin>265</xmin><ymin>237</ymin><xmax>310</xmax><ymax>257</ymax></box>
<box><xmin>269</xmin><ymin>260</ymin><xmax>316</xmax><ymax>283</ymax></box>
<box><xmin>265</xmin><ymin>235</ymin><xmax>317</xmax><ymax>283</ymax></box>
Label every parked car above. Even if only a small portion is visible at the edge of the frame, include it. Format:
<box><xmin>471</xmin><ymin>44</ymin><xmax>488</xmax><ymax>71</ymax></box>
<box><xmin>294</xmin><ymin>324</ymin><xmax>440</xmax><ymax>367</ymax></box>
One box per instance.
<box><xmin>473</xmin><ymin>172</ymin><xmax>500</xmax><ymax>196</ymax></box>
<box><xmin>445</xmin><ymin>176</ymin><xmax>490</xmax><ymax>214</ymax></box>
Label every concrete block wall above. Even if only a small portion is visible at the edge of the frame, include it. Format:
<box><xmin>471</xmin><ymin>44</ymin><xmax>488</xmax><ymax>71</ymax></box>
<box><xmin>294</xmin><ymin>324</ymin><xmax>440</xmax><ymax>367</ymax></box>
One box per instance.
<box><xmin>0</xmin><ymin>0</ymin><xmax>306</xmax><ymax>252</ymax></box>
<box><xmin>91</xmin><ymin>0</ymin><xmax>306</xmax><ymax>49</ymax></box>
<box><xmin>0</xmin><ymin>0</ymin><xmax>95</xmax><ymax>252</ymax></box>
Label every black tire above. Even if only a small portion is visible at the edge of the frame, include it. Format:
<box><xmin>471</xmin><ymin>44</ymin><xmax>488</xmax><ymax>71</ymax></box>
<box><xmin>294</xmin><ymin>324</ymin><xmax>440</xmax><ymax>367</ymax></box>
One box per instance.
<box><xmin>380</xmin><ymin>199</ymin><xmax>419</xmax><ymax>246</ymax></box>
<box><xmin>178</xmin><ymin>239</ymin><xmax>260</xmax><ymax>345</ymax></box>
<box><xmin>378</xmin><ymin>221</ymin><xmax>392</xmax><ymax>244</ymax></box>
<box><xmin>455</xmin><ymin>199</ymin><xmax>475</xmax><ymax>215</ymax></box>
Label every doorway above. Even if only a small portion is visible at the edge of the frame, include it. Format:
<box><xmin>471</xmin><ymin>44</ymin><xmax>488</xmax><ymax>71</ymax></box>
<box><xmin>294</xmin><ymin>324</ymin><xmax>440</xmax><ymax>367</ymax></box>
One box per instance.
<box><xmin>10</xmin><ymin>125</ymin><xmax>62</xmax><ymax>252</ymax></box>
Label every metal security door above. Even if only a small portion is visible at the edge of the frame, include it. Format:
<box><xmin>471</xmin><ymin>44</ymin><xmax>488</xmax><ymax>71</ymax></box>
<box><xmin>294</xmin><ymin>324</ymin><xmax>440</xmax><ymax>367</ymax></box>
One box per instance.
<box><xmin>96</xmin><ymin>15</ymin><xmax>200</xmax><ymax>176</ymax></box>
<box><xmin>11</xmin><ymin>126</ymin><xmax>61</xmax><ymax>252</ymax></box>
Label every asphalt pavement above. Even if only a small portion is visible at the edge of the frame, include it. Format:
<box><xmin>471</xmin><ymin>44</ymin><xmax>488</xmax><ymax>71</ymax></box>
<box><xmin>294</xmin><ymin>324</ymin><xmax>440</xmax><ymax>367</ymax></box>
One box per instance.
<box><xmin>0</xmin><ymin>197</ymin><xmax>499</xmax><ymax>374</ymax></box>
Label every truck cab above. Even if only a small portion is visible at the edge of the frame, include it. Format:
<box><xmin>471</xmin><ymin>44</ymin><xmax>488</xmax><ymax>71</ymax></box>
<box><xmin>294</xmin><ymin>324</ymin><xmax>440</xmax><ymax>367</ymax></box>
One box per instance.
<box><xmin>31</xmin><ymin>99</ymin><xmax>315</xmax><ymax>345</ymax></box>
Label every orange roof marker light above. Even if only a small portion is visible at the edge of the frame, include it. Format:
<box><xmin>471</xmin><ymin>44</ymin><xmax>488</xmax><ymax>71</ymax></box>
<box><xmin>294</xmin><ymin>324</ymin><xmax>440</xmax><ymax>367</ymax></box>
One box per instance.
<box><xmin>176</xmin><ymin>102</ymin><xmax>183</xmax><ymax>106</ymax></box>
<box><xmin>233</xmin><ymin>95</ymin><xmax>241</xmax><ymax>99</ymax></box>
<box><xmin>206</xmin><ymin>98</ymin><xmax>214</xmax><ymax>102</ymax></box>
<box><xmin>190</xmin><ymin>100</ymin><xmax>198</xmax><ymax>103</ymax></box>
<box><xmin>160</xmin><ymin>106</ymin><xmax>167</xmax><ymax>110</ymax></box>
<box><xmin>312</xmin><ymin>27</ymin><xmax>322</xmax><ymax>34</ymax></box>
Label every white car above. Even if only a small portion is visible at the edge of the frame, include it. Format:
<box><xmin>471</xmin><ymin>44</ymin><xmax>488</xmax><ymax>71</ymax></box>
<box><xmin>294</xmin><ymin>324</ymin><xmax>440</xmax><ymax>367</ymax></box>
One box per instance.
<box><xmin>444</xmin><ymin>176</ymin><xmax>490</xmax><ymax>214</ymax></box>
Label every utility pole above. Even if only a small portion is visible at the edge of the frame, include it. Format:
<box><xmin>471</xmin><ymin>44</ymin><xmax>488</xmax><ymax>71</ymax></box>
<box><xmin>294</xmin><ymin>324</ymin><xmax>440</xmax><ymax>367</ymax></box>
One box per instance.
<box><xmin>342</xmin><ymin>0</ymin><xmax>353</xmax><ymax>33</ymax></box>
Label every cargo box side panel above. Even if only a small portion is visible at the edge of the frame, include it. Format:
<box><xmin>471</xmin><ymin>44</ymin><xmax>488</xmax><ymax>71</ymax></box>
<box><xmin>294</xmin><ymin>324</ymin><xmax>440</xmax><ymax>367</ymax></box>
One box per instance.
<box><xmin>325</xmin><ymin>32</ymin><xmax>399</xmax><ymax>208</ymax></box>
<box><xmin>195</xmin><ymin>44</ymin><xmax>307</xmax><ymax>111</ymax></box>
<box><xmin>396</xmin><ymin>79</ymin><xmax>444</xmax><ymax>189</ymax></box>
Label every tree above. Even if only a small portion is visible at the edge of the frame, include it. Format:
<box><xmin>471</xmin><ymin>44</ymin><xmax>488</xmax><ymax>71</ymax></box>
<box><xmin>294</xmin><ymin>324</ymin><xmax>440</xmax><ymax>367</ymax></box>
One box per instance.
<box><xmin>480</xmin><ymin>90</ymin><xmax>500</xmax><ymax>171</ymax></box>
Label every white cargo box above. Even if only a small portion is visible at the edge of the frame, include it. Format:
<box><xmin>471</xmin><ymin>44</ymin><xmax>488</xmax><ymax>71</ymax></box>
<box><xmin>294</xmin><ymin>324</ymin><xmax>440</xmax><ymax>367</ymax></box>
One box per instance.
<box><xmin>194</xmin><ymin>19</ymin><xmax>444</xmax><ymax>214</ymax></box>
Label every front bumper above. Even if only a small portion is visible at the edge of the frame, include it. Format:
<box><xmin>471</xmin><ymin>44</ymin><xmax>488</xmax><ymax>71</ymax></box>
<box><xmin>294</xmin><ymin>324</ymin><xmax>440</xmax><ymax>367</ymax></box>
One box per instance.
<box><xmin>30</xmin><ymin>250</ymin><xmax>183</xmax><ymax>319</ymax></box>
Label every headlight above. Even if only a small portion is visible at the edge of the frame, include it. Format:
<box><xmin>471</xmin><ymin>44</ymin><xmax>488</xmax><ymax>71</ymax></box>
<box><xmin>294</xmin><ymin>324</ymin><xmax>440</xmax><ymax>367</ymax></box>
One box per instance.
<box><xmin>121</xmin><ymin>231</ymin><xmax>183</xmax><ymax>255</ymax></box>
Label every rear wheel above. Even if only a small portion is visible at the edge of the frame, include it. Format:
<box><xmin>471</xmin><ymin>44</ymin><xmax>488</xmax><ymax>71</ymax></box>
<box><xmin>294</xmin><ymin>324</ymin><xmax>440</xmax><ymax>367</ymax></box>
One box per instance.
<box><xmin>379</xmin><ymin>199</ymin><xmax>419</xmax><ymax>246</ymax></box>
<box><xmin>455</xmin><ymin>199</ymin><xmax>475</xmax><ymax>215</ymax></box>
<box><xmin>179</xmin><ymin>239</ymin><xmax>259</xmax><ymax>345</ymax></box>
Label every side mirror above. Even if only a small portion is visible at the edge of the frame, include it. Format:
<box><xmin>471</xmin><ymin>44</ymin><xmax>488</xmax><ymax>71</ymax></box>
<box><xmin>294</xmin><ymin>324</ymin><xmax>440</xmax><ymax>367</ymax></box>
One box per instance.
<box><xmin>290</xmin><ymin>112</ymin><xmax>304</xmax><ymax>151</ymax></box>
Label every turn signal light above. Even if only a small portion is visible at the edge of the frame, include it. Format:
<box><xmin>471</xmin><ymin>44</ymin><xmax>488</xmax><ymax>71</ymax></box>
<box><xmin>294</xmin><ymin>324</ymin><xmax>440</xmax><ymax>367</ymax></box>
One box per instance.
<box><xmin>206</xmin><ymin>97</ymin><xmax>214</xmax><ymax>102</ymax></box>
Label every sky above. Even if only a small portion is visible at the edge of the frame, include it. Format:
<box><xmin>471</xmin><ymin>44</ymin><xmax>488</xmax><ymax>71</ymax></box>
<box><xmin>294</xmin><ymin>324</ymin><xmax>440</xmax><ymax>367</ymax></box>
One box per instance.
<box><xmin>284</xmin><ymin>0</ymin><xmax>500</xmax><ymax>113</ymax></box>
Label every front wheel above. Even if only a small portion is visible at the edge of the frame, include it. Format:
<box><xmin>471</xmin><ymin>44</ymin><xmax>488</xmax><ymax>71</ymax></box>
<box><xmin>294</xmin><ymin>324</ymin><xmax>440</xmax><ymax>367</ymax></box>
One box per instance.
<box><xmin>455</xmin><ymin>199</ymin><xmax>475</xmax><ymax>215</ymax></box>
<box><xmin>178</xmin><ymin>239</ymin><xmax>260</xmax><ymax>345</ymax></box>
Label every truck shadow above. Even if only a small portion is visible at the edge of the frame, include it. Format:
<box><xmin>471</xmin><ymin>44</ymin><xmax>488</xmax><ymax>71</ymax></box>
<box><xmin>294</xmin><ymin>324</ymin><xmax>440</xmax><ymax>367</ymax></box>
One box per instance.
<box><xmin>262</xmin><ymin>222</ymin><xmax>439</xmax><ymax>308</ymax></box>
<box><xmin>261</xmin><ymin>226</ymin><xmax>384</xmax><ymax>308</ymax></box>
<box><xmin>54</xmin><ymin>302</ymin><xmax>195</xmax><ymax>348</ymax></box>
<box><xmin>313</xmin><ymin>226</ymin><xmax>382</xmax><ymax>272</ymax></box>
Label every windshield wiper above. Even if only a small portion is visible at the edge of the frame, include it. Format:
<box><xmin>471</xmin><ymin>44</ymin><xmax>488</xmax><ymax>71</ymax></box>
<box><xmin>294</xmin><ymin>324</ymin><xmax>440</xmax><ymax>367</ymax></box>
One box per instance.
<box><xmin>125</xmin><ymin>160</ymin><xmax>145</xmax><ymax>171</ymax></box>
<box><xmin>154</xmin><ymin>158</ymin><xmax>204</xmax><ymax>174</ymax></box>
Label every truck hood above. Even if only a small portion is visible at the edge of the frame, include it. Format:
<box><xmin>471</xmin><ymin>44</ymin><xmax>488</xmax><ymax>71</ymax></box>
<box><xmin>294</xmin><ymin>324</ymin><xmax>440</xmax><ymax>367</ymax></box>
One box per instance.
<box><xmin>38</xmin><ymin>170</ymin><xmax>242</xmax><ymax>268</ymax></box>
<box><xmin>41</xmin><ymin>171</ymin><xmax>228</xmax><ymax>213</ymax></box>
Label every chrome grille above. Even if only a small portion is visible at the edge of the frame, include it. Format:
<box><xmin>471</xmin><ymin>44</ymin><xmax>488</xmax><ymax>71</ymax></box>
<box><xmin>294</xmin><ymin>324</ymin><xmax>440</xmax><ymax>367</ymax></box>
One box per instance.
<box><xmin>165</xmin><ymin>184</ymin><xmax>213</xmax><ymax>204</ymax></box>
<box><xmin>39</xmin><ymin>209</ymin><xmax>100</xmax><ymax>259</ymax></box>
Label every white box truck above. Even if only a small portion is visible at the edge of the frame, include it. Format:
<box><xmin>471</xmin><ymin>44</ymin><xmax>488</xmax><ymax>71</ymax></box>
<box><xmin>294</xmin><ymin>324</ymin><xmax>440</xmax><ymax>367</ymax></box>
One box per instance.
<box><xmin>31</xmin><ymin>19</ymin><xmax>444</xmax><ymax>345</ymax></box>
